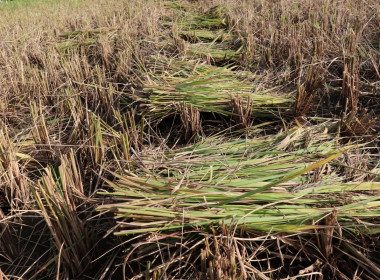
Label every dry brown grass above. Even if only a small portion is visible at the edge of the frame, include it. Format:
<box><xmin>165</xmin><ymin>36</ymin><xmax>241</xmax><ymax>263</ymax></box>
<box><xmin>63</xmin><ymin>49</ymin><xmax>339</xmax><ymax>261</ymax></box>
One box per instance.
<box><xmin>0</xmin><ymin>0</ymin><xmax>379</xmax><ymax>279</ymax></box>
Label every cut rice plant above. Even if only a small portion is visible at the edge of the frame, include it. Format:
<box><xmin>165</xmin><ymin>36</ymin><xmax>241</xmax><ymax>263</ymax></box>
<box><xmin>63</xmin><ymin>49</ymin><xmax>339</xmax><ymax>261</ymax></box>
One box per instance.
<box><xmin>178</xmin><ymin>14</ymin><xmax>227</xmax><ymax>31</ymax></box>
<box><xmin>180</xmin><ymin>29</ymin><xmax>235</xmax><ymax>43</ymax></box>
<box><xmin>168</xmin><ymin>4</ymin><xmax>241</xmax><ymax>64</ymax></box>
<box><xmin>176</xmin><ymin>27</ymin><xmax>239</xmax><ymax>65</ymax></box>
<box><xmin>96</xmin><ymin>124</ymin><xmax>379</xmax><ymax>278</ymax></box>
<box><xmin>164</xmin><ymin>0</ymin><xmax>194</xmax><ymax>11</ymax></box>
<box><xmin>56</xmin><ymin>26</ymin><xmax>119</xmax><ymax>69</ymax></box>
<box><xmin>137</xmin><ymin>122</ymin><xmax>344</xmax><ymax>179</ymax></box>
<box><xmin>99</xmin><ymin>177</ymin><xmax>380</xmax><ymax>235</ymax></box>
<box><xmin>176</xmin><ymin>5</ymin><xmax>230</xmax><ymax>30</ymax></box>
<box><xmin>186</xmin><ymin>42</ymin><xmax>241</xmax><ymax>63</ymax></box>
<box><xmin>97</xmin><ymin>123</ymin><xmax>379</xmax><ymax>235</ymax></box>
<box><xmin>143</xmin><ymin>57</ymin><xmax>292</xmax><ymax>133</ymax></box>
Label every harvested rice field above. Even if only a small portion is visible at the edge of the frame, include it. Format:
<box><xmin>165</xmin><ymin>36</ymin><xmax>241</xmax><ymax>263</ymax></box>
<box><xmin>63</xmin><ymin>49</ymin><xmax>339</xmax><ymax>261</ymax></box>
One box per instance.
<box><xmin>0</xmin><ymin>0</ymin><xmax>379</xmax><ymax>279</ymax></box>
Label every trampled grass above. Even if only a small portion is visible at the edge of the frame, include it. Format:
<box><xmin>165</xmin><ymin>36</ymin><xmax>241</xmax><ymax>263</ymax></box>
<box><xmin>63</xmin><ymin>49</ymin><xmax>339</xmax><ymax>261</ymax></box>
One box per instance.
<box><xmin>0</xmin><ymin>0</ymin><xmax>379</xmax><ymax>279</ymax></box>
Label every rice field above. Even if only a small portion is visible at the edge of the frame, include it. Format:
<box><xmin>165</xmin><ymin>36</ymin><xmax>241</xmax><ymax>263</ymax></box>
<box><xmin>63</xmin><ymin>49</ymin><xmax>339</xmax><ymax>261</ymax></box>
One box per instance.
<box><xmin>0</xmin><ymin>0</ymin><xmax>379</xmax><ymax>279</ymax></box>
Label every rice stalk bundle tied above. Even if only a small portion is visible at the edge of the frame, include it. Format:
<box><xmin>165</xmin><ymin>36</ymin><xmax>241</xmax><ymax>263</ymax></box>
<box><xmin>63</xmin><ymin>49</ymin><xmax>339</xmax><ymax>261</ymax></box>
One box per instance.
<box><xmin>143</xmin><ymin>58</ymin><xmax>292</xmax><ymax>124</ymax></box>
<box><xmin>98</xmin><ymin>124</ymin><xmax>380</xmax><ymax>236</ymax></box>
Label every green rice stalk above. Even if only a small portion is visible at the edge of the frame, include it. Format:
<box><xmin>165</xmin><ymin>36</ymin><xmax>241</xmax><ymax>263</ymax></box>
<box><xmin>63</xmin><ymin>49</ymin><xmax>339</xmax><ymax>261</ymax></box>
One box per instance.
<box><xmin>180</xmin><ymin>29</ymin><xmax>235</xmax><ymax>42</ymax></box>
<box><xmin>186</xmin><ymin>42</ymin><xmax>241</xmax><ymax>63</ymax></box>
<box><xmin>97</xmin><ymin>124</ymin><xmax>379</xmax><ymax>235</ymax></box>
<box><xmin>143</xmin><ymin>57</ymin><xmax>292</xmax><ymax>121</ymax></box>
<box><xmin>177</xmin><ymin>5</ymin><xmax>230</xmax><ymax>30</ymax></box>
